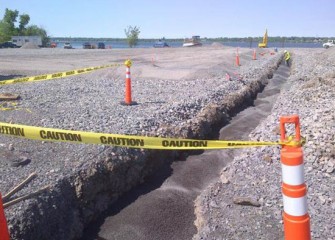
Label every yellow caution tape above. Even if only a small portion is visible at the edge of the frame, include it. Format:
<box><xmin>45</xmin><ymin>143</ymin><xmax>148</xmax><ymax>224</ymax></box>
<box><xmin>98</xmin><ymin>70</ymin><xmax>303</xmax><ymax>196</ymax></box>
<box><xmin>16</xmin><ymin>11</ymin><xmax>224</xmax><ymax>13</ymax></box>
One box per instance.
<box><xmin>281</xmin><ymin>135</ymin><xmax>306</xmax><ymax>147</ymax></box>
<box><xmin>0</xmin><ymin>121</ymin><xmax>295</xmax><ymax>150</ymax></box>
<box><xmin>0</xmin><ymin>63</ymin><xmax>123</xmax><ymax>86</ymax></box>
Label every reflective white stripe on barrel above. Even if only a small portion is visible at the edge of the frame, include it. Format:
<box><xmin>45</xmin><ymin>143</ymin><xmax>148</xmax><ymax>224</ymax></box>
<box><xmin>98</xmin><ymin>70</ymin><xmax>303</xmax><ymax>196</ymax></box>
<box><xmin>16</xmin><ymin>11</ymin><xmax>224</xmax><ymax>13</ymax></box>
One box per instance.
<box><xmin>283</xmin><ymin>195</ymin><xmax>308</xmax><ymax>216</ymax></box>
<box><xmin>282</xmin><ymin>164</ymin><xmax>305</xmax><ymax>185</ymax></box>
<box><xmin>126</xmin><ymin>67</ymin><xmax>130</xmax><ymax>78</ymax></box>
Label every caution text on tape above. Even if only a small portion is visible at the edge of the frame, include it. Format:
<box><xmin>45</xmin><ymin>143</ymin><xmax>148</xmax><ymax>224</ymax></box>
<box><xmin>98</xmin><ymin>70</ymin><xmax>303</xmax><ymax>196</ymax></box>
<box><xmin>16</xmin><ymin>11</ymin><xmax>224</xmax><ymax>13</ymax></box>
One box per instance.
<box><xmin>0</xmin><ymin>122</ymin><xmax>294</xmax><ymax>150</ymax></box>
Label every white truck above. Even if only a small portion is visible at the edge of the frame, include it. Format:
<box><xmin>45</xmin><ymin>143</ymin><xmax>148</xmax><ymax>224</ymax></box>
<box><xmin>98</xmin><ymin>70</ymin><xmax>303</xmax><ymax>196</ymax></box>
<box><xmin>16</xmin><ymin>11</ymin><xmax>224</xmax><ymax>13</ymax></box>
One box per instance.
<box><xmin>323</xmin><ymin>40</ymin><xmax>335</xmax><ymax>49</ymax></box>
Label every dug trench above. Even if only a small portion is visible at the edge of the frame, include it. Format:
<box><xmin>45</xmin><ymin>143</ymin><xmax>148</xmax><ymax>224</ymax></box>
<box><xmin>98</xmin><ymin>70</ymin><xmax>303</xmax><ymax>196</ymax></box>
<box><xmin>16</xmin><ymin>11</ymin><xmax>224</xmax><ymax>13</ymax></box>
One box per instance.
<box><xmin>10</xmin><ymin>55</ymin><xmax>285</xmax><ymax>240</ymax></box>
<box><xmin>77</xmin><ymin>61</ymin><xmax>290</xmax><ymax>239</ymax></box>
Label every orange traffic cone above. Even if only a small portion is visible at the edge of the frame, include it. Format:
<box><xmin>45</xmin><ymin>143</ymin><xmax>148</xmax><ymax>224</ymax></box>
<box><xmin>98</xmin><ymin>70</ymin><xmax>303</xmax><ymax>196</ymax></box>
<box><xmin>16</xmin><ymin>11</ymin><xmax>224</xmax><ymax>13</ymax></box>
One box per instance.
<box><xmin>0</xmin><ymin>193</ymin><xmax>10</xmax><ymax>240</ymax></box>
<box><xmin>235</xmin><ymin>54</ymin><xmax>240</xmax><ymax>66</ymax></box>
<box><xmin>121</xmin><ymin>60</ymin><xmax>137</xmax><ymax>106</ymax></box>
<box><xmin>252</xmin><ymin>49</ymin><xmax>257</xmax><ymax>60</ymax></box>
<box><xmin>235</xmin><ymin>48</ymin><xmax>240</xmax><ymax>66</ymax></box>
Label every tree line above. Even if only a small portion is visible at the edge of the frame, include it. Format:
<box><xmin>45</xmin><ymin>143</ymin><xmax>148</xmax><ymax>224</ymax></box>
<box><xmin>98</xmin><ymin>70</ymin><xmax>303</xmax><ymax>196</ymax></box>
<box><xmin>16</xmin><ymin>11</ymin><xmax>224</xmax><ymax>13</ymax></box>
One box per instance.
<box><xmin>0</xmin><ymin>8</ymin><xmax>49</xmax><ymax>46</ymax></box>
<box><xmin>0</xmin><ymin>9</ymin><xmax>141</xmax><ymax>48</ymax></box>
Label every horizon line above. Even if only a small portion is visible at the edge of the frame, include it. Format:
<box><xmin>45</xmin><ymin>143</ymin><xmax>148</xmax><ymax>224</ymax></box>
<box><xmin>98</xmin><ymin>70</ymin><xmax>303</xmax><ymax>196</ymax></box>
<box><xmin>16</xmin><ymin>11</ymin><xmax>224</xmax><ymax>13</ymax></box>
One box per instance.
<box><xmin>50</xmin><ymin>36</ymin><xmax>334</xmax><ymax>39</ymax></box>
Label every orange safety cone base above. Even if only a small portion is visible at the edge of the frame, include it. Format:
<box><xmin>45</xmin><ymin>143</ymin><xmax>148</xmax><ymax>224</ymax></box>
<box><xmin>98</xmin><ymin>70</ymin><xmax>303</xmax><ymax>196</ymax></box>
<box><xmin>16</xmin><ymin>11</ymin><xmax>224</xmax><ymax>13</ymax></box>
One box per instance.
<box><xmin>121</xmin><ymin>76</ymin><xmax>138</xmax><ymax>106</ymax></box>
<box><xmin>283</xmin><ymin>210</ymin><xmax>311</xmax><ymax>240</ymax></box>
<box><xmin>120</xmin><ymin>101</ymin><xmax>138</xmax><ymax>106</ymax></box>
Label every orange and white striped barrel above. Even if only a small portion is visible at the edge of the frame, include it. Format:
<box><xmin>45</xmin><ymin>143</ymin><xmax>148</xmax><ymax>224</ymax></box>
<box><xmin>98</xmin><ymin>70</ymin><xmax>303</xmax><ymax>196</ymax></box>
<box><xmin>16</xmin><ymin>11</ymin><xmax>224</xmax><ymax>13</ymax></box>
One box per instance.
<box><xmin>280</xmin><ymin>115</ymin><xmax>311</xmax><ymax>240</ymax></box>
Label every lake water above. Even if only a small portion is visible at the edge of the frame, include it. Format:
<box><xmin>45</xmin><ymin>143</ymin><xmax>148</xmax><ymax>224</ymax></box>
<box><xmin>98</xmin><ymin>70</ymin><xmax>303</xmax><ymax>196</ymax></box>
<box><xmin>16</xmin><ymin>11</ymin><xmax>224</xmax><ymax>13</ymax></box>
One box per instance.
<box><xmin>54</xmin><ymin>40</ymin><xmax>323</xmax><ymax>49</ymax></box>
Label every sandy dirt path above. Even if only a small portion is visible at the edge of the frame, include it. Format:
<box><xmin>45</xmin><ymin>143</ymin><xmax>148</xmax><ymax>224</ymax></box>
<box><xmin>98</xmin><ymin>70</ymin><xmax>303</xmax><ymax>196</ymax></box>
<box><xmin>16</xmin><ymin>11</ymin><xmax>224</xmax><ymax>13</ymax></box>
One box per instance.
<box><xmin>0</xmin><ymin>46</ymin><xmax>253</xmax><ymax>81</ymax></box>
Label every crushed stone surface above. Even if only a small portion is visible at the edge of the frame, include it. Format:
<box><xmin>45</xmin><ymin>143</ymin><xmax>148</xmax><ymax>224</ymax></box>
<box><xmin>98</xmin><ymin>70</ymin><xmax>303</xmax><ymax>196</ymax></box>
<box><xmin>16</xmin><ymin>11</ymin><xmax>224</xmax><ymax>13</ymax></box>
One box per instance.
<box><xmin>194</xmin><ymin>48</ymin><xmax>335</xmax><ymax>239</ymax></box>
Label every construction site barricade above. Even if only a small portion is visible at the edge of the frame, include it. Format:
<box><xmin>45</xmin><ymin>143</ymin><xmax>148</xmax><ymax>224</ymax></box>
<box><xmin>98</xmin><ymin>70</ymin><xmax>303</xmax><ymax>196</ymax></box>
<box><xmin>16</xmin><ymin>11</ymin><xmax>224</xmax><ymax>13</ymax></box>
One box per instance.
<box><xmin>280</xmin><ymin>115</ymin><xmax>311</xmax><ymax>240</ymax></box>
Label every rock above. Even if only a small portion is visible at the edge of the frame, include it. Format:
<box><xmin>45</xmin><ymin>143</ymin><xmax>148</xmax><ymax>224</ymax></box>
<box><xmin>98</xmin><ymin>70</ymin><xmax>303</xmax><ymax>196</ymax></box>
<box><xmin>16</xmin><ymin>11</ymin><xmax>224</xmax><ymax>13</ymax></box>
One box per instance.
<box><xmin>319</xmin><ymin>195</ymin><xmax>327</xmax><ymax>205</ymax></box>
<box><xmin>10</xmin><ymin>156</ymin><xmax>31</xmax><ymax>167</ymax></box>
<box><xmin>220</xmin><ymin>174</ymin><xmax>230</xmax><ymax>184</ymax></box>
<box><xmin>233</xmin><ymin>196</ymin><xmax>261</xmax><ymax>207</ymax></box>
<box><xmin>8</xmin><ymin>144</ymin><xmax>14</xmax><ymax>151</ymax></box>
<box><xmin>263</xmin><ymin>155</ymin><xmax>272</xmax><ymax>163</ymax></box>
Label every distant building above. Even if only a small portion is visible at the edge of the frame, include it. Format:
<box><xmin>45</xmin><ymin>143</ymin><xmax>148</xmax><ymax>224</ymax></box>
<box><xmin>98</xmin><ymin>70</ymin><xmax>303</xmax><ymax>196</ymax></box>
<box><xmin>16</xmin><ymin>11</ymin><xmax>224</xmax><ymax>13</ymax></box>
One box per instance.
<box><xmin>11</xmin><ymin>36</ymin><xmax>42</xmax><ymax>47</ymax></box>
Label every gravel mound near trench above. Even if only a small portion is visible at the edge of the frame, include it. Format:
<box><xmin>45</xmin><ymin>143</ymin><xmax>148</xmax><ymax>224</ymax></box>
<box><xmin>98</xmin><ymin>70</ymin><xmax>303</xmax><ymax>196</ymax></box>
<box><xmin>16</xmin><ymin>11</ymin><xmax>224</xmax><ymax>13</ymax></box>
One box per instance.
<box><xmin>194</xmin><ymin>48</ymin><xmax>335</xmax><ymax>239</ymax></box>
<box><xmin>20</xmin><ymin>42</ymin><xmax>40</xmax><ymax>49</ymax></box>
<box><xmin>0</xmin><ymin>49</ymin><xmax>282</xmax><ymax>240</ymax></box>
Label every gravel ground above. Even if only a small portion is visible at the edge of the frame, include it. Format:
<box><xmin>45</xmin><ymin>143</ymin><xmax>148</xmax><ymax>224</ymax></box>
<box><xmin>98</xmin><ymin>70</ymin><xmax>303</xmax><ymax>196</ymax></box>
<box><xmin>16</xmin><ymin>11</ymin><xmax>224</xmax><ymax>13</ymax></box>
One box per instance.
<box><xmin>0</xmin><ymin>46</ymin><xmax>283</xmax><ymax>239</ymax></box>
<box><xmin>194</xmin><ymin>48</ymin><xmax>335</xmax><ymax>239</ymax></box>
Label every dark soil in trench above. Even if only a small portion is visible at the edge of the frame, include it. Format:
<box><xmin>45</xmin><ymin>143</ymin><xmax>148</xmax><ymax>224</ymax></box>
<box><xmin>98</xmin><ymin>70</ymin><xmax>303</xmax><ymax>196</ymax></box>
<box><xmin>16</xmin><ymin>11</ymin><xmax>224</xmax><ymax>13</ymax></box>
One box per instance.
<box><xmin>80</xmin><ymin>63</ymin><xmax>290</xmax><ymax>240</ymax></box>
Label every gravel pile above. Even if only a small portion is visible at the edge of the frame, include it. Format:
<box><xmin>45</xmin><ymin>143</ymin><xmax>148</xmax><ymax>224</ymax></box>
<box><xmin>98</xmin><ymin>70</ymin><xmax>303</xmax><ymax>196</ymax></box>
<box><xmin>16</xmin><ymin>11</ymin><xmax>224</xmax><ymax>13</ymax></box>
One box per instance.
<box><xmin>194</xmin><ymin>48</ymin><xmax>335</xmax><ymax>239</ymax></box>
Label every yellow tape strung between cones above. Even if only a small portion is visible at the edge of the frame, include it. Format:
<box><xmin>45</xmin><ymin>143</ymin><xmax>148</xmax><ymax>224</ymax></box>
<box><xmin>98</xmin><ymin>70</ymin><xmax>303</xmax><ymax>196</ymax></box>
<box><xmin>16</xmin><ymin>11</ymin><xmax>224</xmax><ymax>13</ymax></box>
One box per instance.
<box><xmin>0</xmin><ymin>63</ymin><xmax>123</xmax><ymax>86</ymax></box>
<box><xmin>0</xmin><ymin>122</ymin><xmax>297</xmax><ymax>150</ymax></box>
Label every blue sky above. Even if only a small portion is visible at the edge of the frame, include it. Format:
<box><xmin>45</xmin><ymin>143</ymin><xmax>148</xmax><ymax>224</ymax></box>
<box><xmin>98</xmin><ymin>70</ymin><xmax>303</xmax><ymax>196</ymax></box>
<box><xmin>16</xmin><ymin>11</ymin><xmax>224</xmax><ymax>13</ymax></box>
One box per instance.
<box><xmin>0</xmin><ymin>0</ymin><xmax>334</xmax><ymax>38</ymax></box>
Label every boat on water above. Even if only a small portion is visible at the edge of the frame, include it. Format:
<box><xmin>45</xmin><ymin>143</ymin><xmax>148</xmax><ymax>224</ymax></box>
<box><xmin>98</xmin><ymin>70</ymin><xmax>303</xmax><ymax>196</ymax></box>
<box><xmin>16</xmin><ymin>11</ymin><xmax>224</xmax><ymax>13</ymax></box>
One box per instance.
<box><xmin>153</xmin><ymin>39</ymin><xmax>169</xmax><ymax>48</ymax></box>
<box><xmin>183</xmin><ymin>35</ymin><xmax>202</xmax><ymax>47</ymax></box>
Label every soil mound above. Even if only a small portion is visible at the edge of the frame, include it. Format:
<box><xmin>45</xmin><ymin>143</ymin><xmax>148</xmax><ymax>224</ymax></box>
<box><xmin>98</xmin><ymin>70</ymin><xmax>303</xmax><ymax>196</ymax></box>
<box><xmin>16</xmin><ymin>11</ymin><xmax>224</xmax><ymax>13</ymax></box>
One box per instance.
<box><xmin>21</xmin><ymin>42</ymin><xmax>40</xmax><ymax>49</ymax></box>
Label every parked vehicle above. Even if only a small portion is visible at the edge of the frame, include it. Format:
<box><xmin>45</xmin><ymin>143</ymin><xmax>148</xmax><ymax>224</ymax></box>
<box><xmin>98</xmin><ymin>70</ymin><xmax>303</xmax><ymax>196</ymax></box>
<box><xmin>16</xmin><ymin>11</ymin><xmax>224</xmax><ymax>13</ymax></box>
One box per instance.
<box><xmin>98</xmin><ymin>42</ymin><xmax>105</xmax><ymax>49</ymax></box>
<box><xmin>0</xmin><ymin>41</ymin><xmax>18</xmax><ymax>48</ymax></box>
<box><xmin>83</xmin><ymin>42</ymin><xmax>92</xmax><ymax>49</ymax></box>
<box><xmin>323</xmin><ymin>40</ymin><xmax>335</xmax><ymax>49</ymax></box>
<box><xmin>153</xmin><ymin>39</ymin><xmax>169</xmax><ymax>48</ymax></box>
<box><xmin>11</xmin><ymin>36</ymin><xmax>42</xmax><ymax>47</ymax></box>
<box><xmin>183</xmin><ymin>36</ymin><xmax>202</xmax><ymax>47</ymax></box>
<box><xmin>64</xmin><ymin>42</ymin><xmax>72</xmax><ymax>49</ymax></box>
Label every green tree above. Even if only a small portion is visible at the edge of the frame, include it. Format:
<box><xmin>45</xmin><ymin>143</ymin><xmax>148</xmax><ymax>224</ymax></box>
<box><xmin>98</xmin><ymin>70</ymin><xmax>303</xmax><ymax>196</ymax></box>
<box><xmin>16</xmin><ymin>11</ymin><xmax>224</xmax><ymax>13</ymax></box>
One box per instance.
<box><xmin>124</xmin><ymin>25</ymin><xmax>140</xmax><ymax>48</ymax></box>
<box><xmin>1</xmin><ymin>8</ymin><xmax>19</xmax><ymax>37</ymax></box>
<box><xmin>3</xmin><ymin>8</ymin><xmax>18</xmax><ymax>30</ymax></box>
<box><xmin>0</xmin><ymin>21</ymin><xmax>12</xmax><ymax>42</ymax></box>
<box><xmin>19</xmin><ymin>14</ymin><xmax>30</xmax><ymax>34</ymax></box>
<box><xmin>24</xmin><ymin>25</ymin><xmax>50</xmax><ymax>46</ymax></box>
<box><xmin>0</xmin><ymin>8</ymin><xmax>50</xmax><ymax>46</ymax></box>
